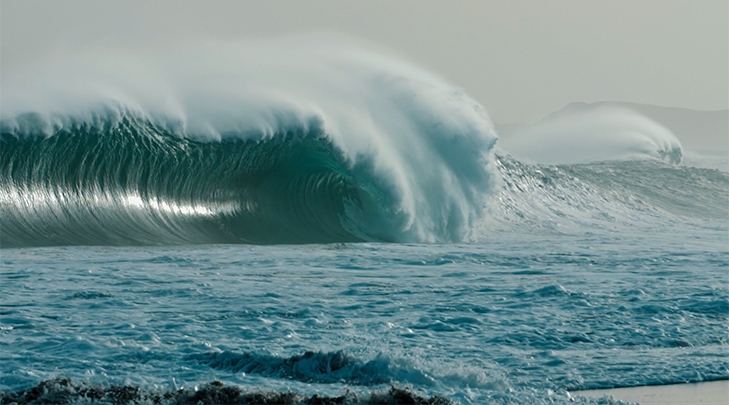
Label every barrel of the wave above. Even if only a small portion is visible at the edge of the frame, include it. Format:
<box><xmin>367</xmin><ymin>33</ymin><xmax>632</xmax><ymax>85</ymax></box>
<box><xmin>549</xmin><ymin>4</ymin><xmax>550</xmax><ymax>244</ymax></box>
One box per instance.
<box><xmin>0</xmin><ymin>114</ymin><xmax>364</xmax><ymax>246</ymax></box>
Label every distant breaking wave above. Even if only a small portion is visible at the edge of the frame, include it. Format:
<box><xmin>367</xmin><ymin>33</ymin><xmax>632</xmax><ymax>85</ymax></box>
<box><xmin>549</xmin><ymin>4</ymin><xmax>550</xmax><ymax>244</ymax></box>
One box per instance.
<box><xmin>497</xmin><ymin>105</ymin><xmax>684</xmax><ymax>165</ymax></box>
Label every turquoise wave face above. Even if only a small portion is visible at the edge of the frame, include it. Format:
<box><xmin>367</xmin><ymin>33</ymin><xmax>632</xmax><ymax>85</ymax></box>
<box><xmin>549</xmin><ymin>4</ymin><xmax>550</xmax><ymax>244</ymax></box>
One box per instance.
<box><xmin>0</xmin><ymin>114</ymin><xmax>371</xmax><ymax>247</ymax></box>
<box><xmin>0</xmin><ymin>105</ymin><xmax>497</xmax><ymax>247</ymax></box>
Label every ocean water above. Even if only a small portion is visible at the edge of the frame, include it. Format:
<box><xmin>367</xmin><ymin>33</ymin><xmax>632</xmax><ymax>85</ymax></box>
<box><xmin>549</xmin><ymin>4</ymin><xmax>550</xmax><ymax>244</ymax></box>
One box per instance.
<box><xmin>1</xmin><ymin>40</ymin><xmax>728</xmax><ymax>404</ymax></box>
<box><xmin>2</xmin><ymin>157</ymin><xmax>727</xmax><ymax>404</ymax></box>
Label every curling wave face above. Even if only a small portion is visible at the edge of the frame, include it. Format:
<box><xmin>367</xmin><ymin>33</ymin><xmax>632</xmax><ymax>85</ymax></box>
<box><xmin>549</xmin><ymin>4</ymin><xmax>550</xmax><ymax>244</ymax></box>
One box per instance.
<box><xmin>0</xmin><ymin>110</ymin><xmax>495</xmax><ymax>247</ymax></box>
<box><xmin>0</xmin><ymin>40</ymin><xmax>497</xmax><ymax>247</ymax></box>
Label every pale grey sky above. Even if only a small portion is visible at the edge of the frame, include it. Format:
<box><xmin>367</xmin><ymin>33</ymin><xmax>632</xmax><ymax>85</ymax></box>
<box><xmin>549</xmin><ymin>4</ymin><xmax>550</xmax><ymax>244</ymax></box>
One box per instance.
<box><xmin>1</xmin><ymin>0</ymin><xmax>727</xmax><ymax>123</ymax></box>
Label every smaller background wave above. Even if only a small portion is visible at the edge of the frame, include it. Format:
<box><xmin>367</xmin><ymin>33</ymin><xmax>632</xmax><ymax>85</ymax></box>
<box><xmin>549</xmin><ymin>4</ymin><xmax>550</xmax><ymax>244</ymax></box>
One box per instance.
<box><xmin>496</xmin><ymin>101</ymin><xmax>727</xmax><ymax>170</ymax></box>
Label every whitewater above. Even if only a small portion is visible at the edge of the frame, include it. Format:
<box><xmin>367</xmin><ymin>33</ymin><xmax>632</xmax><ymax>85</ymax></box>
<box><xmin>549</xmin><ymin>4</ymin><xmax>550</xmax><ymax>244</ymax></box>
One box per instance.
<box><xmin>1</xmin><ymin>40</ymin><xmax>727</xmax><ymax>404</ymax></box>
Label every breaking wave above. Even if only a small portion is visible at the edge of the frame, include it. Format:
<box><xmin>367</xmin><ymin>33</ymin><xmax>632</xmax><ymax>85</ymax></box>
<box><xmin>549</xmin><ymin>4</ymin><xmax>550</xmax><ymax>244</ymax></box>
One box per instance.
<box><xmin>0</xmin><ymin>39</ymin><xmax>497</xmax><ymax>247</ymax></box>
<box><xmin>497</xmin><ymin>105</ymin><xmax>684</xmax><ymax>165</ymax></box>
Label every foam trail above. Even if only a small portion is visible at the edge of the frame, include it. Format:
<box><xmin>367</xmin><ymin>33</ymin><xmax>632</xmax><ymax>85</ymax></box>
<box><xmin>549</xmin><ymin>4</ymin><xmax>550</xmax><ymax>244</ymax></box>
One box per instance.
<box><xmin>0</xmin><ymin>38</ymin><xmax>497</xmax><ymax>246</ymax></box>
<box><xmin>498</xmin><ymin>106</ymin><xmax>683</xmax><ymax>165</ymax></box>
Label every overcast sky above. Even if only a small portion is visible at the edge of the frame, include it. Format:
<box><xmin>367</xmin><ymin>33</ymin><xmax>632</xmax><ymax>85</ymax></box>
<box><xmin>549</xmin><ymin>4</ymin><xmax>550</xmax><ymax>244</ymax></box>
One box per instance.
<box><xmin>1</xmin><ymin>0</ymin><xmax>727</xmax><ymax>123</ymax></box>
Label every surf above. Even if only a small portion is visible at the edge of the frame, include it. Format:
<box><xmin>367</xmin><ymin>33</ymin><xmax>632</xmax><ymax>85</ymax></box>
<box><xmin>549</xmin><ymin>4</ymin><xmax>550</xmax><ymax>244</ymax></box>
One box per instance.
<box><xmin>0</xmin><ymin>39</ymin><xmax>498</xmax><ymax>247</ymax></box>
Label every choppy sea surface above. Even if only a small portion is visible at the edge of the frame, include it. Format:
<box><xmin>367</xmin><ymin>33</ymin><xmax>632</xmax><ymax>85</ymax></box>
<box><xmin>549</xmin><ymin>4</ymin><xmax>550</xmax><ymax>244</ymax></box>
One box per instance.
<box><xmin>2</xmin><ymin>216</ymin><xmax>728</xmax><ymax>404</ymax></box>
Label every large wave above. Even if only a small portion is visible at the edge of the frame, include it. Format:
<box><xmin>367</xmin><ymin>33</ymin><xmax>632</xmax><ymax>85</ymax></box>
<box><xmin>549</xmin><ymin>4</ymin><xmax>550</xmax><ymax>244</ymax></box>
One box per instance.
<box><xmin>0</xmin><ymin>40</ymin><xmax>497</xmax><ymax>247</ymax></box>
